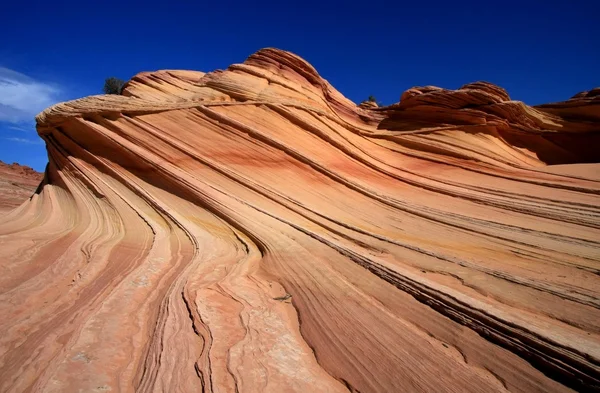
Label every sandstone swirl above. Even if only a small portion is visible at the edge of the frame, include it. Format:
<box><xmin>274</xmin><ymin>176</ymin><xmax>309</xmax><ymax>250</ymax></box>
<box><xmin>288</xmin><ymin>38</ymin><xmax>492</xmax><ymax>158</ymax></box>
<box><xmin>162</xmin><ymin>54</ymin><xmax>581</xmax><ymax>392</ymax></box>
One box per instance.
<box><xmin>1</xmin><ymin>48</ymin><xmax>599</xmax><ymax>392</ymax></box>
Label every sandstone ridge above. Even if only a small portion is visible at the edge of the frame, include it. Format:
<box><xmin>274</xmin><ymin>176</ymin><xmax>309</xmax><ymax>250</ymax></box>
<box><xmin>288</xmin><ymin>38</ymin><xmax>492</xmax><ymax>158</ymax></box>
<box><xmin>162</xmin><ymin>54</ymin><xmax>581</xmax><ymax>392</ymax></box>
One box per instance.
<box><xmin>1</xmin><ymin>48</ymin><xmax>599</xmax><ymax>392</ymax></box>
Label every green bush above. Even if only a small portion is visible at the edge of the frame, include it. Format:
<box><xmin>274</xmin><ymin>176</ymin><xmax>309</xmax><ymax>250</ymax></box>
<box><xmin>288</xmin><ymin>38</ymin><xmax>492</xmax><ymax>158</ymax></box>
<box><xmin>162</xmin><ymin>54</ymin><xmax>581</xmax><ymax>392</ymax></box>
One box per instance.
<box><xmin>103</xmin><ymin>77</ymin><xmax>125</xmax><ymax>95</ymax></box>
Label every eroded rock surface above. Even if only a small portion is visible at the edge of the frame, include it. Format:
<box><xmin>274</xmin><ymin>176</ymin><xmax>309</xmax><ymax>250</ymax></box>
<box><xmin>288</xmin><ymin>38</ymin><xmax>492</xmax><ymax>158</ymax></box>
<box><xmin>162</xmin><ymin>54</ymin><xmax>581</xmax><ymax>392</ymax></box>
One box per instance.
<box><xmin>0</xmin><ymin>48</ymin><xmax>599</xmax><ymax>392</ymax></box>
<box><xmin>0</xmin><ymin>160</ymin><xmax>43</xmax><ymax>213</ymax></box>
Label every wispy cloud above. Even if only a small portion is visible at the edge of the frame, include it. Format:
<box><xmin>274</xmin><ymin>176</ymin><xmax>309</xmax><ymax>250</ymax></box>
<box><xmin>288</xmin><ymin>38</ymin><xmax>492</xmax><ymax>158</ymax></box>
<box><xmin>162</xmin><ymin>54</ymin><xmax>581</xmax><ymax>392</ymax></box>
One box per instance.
<box><xmin>4</xmin><ymin>137</ymin><xmax>44</xmax><ymax>145</ymax></box>
<box><xmin>7</xmin><ymin>124</ymin><xmax>33</xmax><ymax>132</ymax></box>
<box><xmin>0</xmin><ymin>67</ymin><xmax>62</xmax><ymax>124</ymax></box>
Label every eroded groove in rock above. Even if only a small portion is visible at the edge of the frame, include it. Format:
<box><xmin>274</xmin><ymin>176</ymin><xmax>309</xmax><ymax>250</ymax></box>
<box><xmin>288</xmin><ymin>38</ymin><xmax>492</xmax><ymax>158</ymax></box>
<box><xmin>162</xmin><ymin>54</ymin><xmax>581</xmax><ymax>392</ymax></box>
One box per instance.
<box><xmin>0</xmin><ymin>48</ymin><xmax>599</xmax><ymax>392</ymax></box>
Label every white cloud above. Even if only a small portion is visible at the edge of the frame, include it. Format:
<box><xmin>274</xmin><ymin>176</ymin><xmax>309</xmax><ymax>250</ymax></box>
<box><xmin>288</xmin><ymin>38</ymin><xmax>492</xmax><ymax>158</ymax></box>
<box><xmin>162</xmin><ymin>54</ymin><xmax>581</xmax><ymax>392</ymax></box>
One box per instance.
<box><xmin>7</xmin><ymin>124</ymin><xmax>32</xmax><ymax>132</ymax></box>
<box><xmin>0</xmin><ymin>67</ymin><xmax>62</xmax><ymax>124</ymax></box>
<box><xmin>4</xmin><ymin>137</ymin><xmax>44</xmax><ymax>145</ymax></box>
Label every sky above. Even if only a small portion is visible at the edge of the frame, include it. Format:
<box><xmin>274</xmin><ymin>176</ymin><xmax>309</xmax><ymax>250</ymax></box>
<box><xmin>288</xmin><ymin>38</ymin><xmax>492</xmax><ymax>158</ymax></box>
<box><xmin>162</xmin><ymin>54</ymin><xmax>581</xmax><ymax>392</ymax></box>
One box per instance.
<box><xmin>1</xmin><ymin>0</ymin><xmax>598</xmax><ymax>171</ymax></box>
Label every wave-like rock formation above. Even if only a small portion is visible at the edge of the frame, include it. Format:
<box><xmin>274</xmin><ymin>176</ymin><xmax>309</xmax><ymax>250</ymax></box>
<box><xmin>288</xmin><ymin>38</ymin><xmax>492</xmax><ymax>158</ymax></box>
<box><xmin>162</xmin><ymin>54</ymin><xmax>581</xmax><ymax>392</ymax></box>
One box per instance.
<box><xmin>1</xmin><ymin>48</ymin><xmax>599</xmax><ymax>392</ymax></box>
<box><xmin>0</xmin><ymin>160</ymin><xmax>43</xmax><ymax>213</ymax></box>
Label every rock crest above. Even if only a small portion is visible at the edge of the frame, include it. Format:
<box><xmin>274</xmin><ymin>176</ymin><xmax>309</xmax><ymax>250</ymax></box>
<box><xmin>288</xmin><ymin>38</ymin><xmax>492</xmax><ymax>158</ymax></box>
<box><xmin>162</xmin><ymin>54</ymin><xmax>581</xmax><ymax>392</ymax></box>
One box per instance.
<box><xmin>0</xmin><ymin>48</ymin><xmax>598</xmax><ymax>392</ymax></box>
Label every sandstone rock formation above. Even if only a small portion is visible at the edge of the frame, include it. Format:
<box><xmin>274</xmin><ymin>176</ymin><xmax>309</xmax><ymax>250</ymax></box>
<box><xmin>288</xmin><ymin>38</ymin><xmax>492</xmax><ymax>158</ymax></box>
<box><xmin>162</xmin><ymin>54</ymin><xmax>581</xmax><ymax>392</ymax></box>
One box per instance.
<box><xmin>0</xmin><ymin>160</ymin><xmax>43</xmax><ymax>213</ymax></box>
<box><xmin>0</xmin><ymin>48</ymin><xmax>599</xmax><ymax>392</ymax></box>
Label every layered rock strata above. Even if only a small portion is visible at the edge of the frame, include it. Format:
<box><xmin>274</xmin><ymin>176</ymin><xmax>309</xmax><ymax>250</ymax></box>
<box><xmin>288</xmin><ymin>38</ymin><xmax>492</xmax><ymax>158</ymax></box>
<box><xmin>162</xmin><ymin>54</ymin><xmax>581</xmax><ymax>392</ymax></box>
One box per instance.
<box><xmin>1</xmin><ymin>48</ymin><xmax>599</xmax><ymax>392</ymax></box>
<box><xmin>0</xmin><ymin>160</ymin><xmax>43</xmax><ymax>213</ymax></box>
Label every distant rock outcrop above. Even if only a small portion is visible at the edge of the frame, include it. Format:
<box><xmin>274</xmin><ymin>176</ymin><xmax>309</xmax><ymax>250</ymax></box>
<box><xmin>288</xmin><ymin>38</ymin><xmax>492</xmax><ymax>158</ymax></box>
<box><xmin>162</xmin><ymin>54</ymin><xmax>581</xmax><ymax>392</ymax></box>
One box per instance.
<box><xmin>359</xmin><ymin>100</ymin><xmax>379</xmax><ymax>109</ymax></box>
<box><xmin>0</xmin><ymin>160</ymin><xmax>43</xmax><ymax>213</ymax></box>
<box><xmin>384</xmin><ymin>81</ymin><xmax>600</xmax><ymax>165</ymax></box>
<box><xmin>0</xmin><ymin>48</ymin><xmax>598</xmax><ymax>392</ymax></box>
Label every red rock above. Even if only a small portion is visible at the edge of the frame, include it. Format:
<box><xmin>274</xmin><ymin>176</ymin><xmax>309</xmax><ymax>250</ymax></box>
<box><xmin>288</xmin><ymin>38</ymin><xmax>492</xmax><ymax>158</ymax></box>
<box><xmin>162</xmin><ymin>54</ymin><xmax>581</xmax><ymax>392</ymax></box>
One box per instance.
<box><xmin>0</xmin><ymin>160</ymin><xmax>43</xmax><ymax>214</ymax></box>
<box><xmin>0</xmin><ymin>48</ymin><xmax>598</xmax><ymax>392</ymax></box>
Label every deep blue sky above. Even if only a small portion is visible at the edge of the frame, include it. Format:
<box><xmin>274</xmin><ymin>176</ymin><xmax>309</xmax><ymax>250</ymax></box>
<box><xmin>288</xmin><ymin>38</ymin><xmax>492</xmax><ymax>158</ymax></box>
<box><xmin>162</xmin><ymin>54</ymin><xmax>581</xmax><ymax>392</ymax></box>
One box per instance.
<box><xmin>1</xmin><ymin>0</ymin><xmax>598</xmax><ymax>171</ymax></box>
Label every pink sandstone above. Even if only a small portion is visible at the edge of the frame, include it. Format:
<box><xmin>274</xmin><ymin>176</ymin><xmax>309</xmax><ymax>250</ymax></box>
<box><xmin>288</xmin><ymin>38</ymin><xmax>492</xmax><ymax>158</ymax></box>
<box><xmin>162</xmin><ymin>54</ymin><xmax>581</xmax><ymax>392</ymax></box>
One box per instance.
<box><xmin>0</xmin><ymin>48</ymin><xmax>599</xmax><ymax>392</ymax></box>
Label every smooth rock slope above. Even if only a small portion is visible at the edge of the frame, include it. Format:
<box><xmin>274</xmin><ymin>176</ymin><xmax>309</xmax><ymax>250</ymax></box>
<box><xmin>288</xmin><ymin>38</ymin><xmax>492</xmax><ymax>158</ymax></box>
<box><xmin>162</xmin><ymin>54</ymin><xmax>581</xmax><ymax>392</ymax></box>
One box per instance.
<box><xmin>1</xmin><ymin>48</ymin><xmax>599</xmax><ymax>392</ymax></box>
